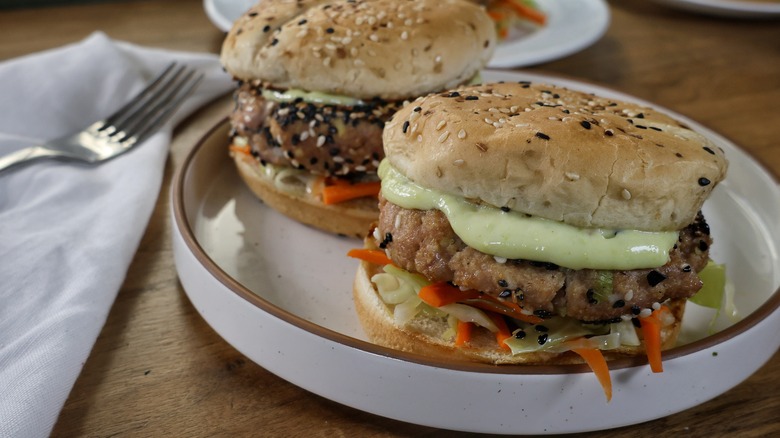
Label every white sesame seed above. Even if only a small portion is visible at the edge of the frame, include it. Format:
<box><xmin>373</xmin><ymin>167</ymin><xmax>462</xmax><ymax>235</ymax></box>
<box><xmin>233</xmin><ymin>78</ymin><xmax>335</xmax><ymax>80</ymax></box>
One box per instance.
<box><xmin>368</xmin><ymin>49</ymin><xmax>377</xmax><ymax>56</ymax></box>
<box><xmin>355</xmin><ymin>165</ymin><xmax>366</xmax><ymax>172</ymax></box>
<box><xmin>499</xmin><ymin>107</ymin><xmax>511</xmax><ymax>114</ymax></box>
<box><xmin>652</xmin><ymin>302</ymin><xmax>661</xmax><ymax>310</ymax></box>
<box><xmin>373</xmin><ymin>226</ymin><xmax>381</xmax><ymax>241</ymax></box>
<box><xmin>494</xmin><ymin>256</ymin><xmax>507</xmax><ymax>264</ymax></box>
<box><xmin>484</xmin><ymin>117</ymin><xmax>494</xmax><ymax>124</ymax></box>
<box><xmin>354</xmin><ymin>59</ymin><xmax>365</xmax><ymax>67</ymax></box>
<box><xmin>369</xmin><ymin>34</ymin><xmax>379</xmax><ymax>42</ymax></box>
<box><xmin>565</xmin><ymin>172</ymin><xmax>580</xmax><ymax>181</ymax></box>
<box><xmin>356</xmin><ymin>17</ymin><xmax>364</xmax><ymax>25</ymax></box>
<box><xmin>458</xmin><ymin>129</ymin><xmax>466</xmax><ymax>139</ymax></box>
<box><xmin>394</xmin><ymin>215</ymin><xmax>401</xmax><ymax>228</ymax></box>
<box><xmin>342</xmin><ymin>36</ymin><xmax>352</xmax><ymax>44</ymax></box>
<box><xmin>400</xmin><ymin>31</ymin><xmax>408</xmax><ymax>40</ymax></box>
<box><xmin>323</xmin><ymin>57</ymin><xmax>331</xmax><ymax>67</ymax></box>
<box><xmin>622</xmin><ymin>189</ymin><xmax>632</xmax><ymax>200</ymax></box>
<box><xmin>350</xmin><ymin>47</ymin><xmax>358</xmax><ymax>56</ymax></box>
<box><xmin>404</xmin><ymin>18</ymin><xmax>413</xmax><ymax>26</ymax></box>
<box><xmin>409</xmin><ymin>111</ymin><xmax>421</xmax><ymax>122</ymax></box>
<box><xmin>297</xmin><ymin>29</ymin><xmax>308</xmax><ymax>38</ymax></box>
<box><xmin>492</xmin><ymin>122</ymin><xmax>502</xmax><ymax>128</ymax></box>
<box><xmin>453</xmin><ymin>158</ymin><xmax>464</xmax><ymax>166</ymax></box>
<box><xmin>434</xmin><ymin>55</ymin><xmax>442</xmax><ymax>63</ymax></box>
<box><xmin>300</xmin><ymin>131</ymin><xmax>309</xmax><ymax>141</ymax></box>
<box><xmin>436</xmin><ymin>120</ymin><xmax>447</xmax><ymax>131</ymax></box>
<box><xmin>417</xmin><ymin>134</ymin><xmax>423</xmax><ymax>142</ymax></box>
<box><xmin>325</xmin><ymin>43</ymin><xmax>337</xmax><ymax>51</ymax></box>
<box><xmin>625</xmin><ymin>290</ymin><xmax>634</xmax><ymax>301</ymax></box>
<box><xmin>333</xmin><ymin>156</ymin><xmax>344</xmax><ymax>163</ymax></box>
<box><xmin>386</xmin><ymin>21</ymin><xmax>393</xmax><ymax>29</ymax></box>
<box><xmin>411</xmin><ymin>123</ymin><xmax>418</xmax><ymax>133</ymax></box>
<box><xmin>316</xmin><ymin>135</ymin><xmax>326</xmax><ymax>147</ymax></box>
<box><xmin>368</xmin><ymin>16</ymin><xmax>377</xmax><ymax>25</ymax></box>
<box><xmin>639</xmin><ymin>308</ymin><xmax>653</xmax><ymax>318</ymax></box>
<box><xmin>438</xmin><ymin>131</ymin><xmax>450</xmax><ymax>143</ymax></box>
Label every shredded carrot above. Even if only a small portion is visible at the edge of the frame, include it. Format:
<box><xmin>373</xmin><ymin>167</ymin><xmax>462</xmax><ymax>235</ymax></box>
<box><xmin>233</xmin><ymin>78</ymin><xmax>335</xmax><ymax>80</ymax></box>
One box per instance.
<box><xmin>640</xmin><ymin>307</ymin><xmax>667</xmax><ymax>373</ymax></box>
<box><xmin>455</xmin><ymin>320</ymin><xmax>473</xmax><ymax>347</ymax></box>
<box><xmin>346</xmin><ymin>248</ymin><xmax>393</xmax><ymax>266</ymax></box>
<box><xmin>229</xmin><ymin>144</ymin><xmax>251</xmax><ymax>155</ymax></box>
<box><xmin>322</xmin><ymin>181</ymin><xmax>381</xmax><ymax>205</ymax></box>
<box><xmin>501</xmin><ymin>0</ymin><xmax>547</xmax><ymax>26</ymax></box>
<box><xmin>486</xmin><ymin>312</ymin><xmax>512</xmax><ymax>351</ymax></box>
<box><xmin>418</xmin><ymin>282</ymin><xmax>544</xmax><ymax>325</ymax></box>
<box><xmin>487</xmin><ymin>10</ymin><xmax>506</xmax><ymax>21</ymax></box>
<box><xmin>418</xmin><ymin>282</ymin><xmax>480</xmax><ymax>307</ymax></box>
<box><xmin>573</xmin><ymin>348</ymin><xmax>613</xmax><ymax>402</ymax></box>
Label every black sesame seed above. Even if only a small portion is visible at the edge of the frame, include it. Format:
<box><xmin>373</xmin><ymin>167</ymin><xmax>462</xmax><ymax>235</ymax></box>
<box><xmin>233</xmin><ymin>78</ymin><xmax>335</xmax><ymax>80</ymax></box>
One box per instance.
<box><xmin>535</xmin><ymin>132</ymin><xmax>550</xmax><ymax>140</ymax></box>
<box><xmin>447</xmin><ymin>91</ymin><xmax>461</xmax><ymax>98</ymax></box>
<box><xmin>497</xmin><ymin>279</ymin><xmax>509</xmax><ymax>288</ymax></box>
<box><xmin>586</xmin><ymin>289</ymin><xmax>598</xmax><ymax>305</ymax></box>
<box><xmin>703</xmin><ymin>146</ymin><xmax>716</xmax><ymax>155</ymax></box>
<box><xmin>262</xmin><ymin>25</ymin><xmax>271</xmax><ymax>32</ymax></box>
<box><xmin>698</xmin><ymin>177</ymin><xmax>711</xmax><ymax>186</ymax></box>
<box><xmin>325</xmin><ymin>27</ymin><xmax>335</xmax><ymax>33</ymax></box>
<box><xmin>682</xmin><ymin>265</ymin><xmax>692</xmax><ymax>272</ymax></box>
<box><xmin>537</xmin><ymin>333</ymin><xmax>549</xmax><ymax>345</ymax></box>
<box><xmin>580</xmin><ymin>120</ymin><xmax>591</xmax><ymax>130</ymax></box>
<box><xmin>413</xmin><ymin>106</ymin><xmax>422</xmax><ymax>112</ymax></box>
<box><xmin>514</xmin><ymin>330</ymin><xmax>526</xmax><ymax>339</ymax></box>
<box><xmin>533</xmin><ymin>309</ymin><xmax>553</xmax><ymax>319</ymax></box>
<box><xmin>632</xmin><ymin>318</ymin><xmax>642</xmax><ymax>328</ymax></box>
<box><xmin>379</xmin><ymin>232</ymin><xmax>393</xmax><ymax>249</ymax></box>
<box><xmin>465</xmin><ymin>95</ymin><xmax>479</xmax><ymax>101</ymax></box>
<box><xmin>647</xmin><ymin>270</ymin><xmax>667</xmax><ymax>287</ymax></box>
<box><xmin>613</xmin><ymin>300</ymin><xmax>626</xmax><ymax>308</ymax></box>
<box><xmin>605</xmin><ymin>129</ymin><xmax>614</xmax><ymax>136</ymax></box>
<box><xmin>698</xmin><ymin>240</ymin><xmax>709</xmax><ymax>251</ymax></box>
<box><xmin>298</xmin><ymin>19</ymin><xmax>308</xmax><ymax>25</ymax></box>
<box><xmin>270</xmin><ymin>38</ymin><xmax>279</xmax><ymax>46</ymax></box>
<box><xmin>631</xmin><ymin>304</ymin><xmax>641</xmax><ymax>315</ymax></box>
<box><xmin>500</xmin><ymin>206</ymin><xmax>510</xmax><ymax>212</ymax></box>
<box><xmin>535</xmin><ymin>325</ymin><xmax>549</xmax><ymax>333</ymax></box>
<box><xmin>402</xmin><ymin>120</ymin><xmax>410</xmax><ymax>133</ymax></box>
<box><xmin>499</xmin><ymin>289</ymin><xmax>512</xmax><ymax>298</ymax></box>
<box><xmin>248</xmin><ymin>12</ymin><xmax>258</xmax><ymax>17</ymax></box>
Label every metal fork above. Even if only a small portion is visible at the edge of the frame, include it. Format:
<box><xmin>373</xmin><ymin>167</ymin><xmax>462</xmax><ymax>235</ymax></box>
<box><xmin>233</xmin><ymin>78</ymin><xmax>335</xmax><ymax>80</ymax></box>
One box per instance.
<box><xmin>0</xmin><ymin>62</ymin><xmax>203</xmax><ymax>173</ymax></box>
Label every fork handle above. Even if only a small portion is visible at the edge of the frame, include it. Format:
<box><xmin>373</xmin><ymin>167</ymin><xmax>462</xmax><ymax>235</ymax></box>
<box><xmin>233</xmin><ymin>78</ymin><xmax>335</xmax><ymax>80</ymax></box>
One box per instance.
<box><xmin>0</xmin><ymin>146</ymin><xmax>61</xmax><ymax>174</ymax></box>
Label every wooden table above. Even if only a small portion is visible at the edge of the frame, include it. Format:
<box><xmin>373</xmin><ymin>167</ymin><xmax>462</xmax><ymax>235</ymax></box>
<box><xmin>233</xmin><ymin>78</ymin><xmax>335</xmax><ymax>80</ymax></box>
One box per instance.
<box><xmin>2</xmin><ymin>0</ymin><xmax>778</xmax><ymax>436</ymax></box>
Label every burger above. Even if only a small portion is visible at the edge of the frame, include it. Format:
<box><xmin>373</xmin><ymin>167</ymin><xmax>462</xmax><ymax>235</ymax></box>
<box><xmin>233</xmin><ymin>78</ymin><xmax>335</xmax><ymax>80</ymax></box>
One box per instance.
<box><xmin>351</xmin><ymin>81</ymin><xmax>728</xmax><ymax>397</ymax></box>
<box><xmin>220</xmin><ymin>0</ymin><xmax>496</xmax><ymax>238</ymax></box>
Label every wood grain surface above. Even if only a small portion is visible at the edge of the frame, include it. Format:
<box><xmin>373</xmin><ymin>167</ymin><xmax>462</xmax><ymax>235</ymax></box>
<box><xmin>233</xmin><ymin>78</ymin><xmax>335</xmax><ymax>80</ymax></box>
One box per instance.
<box><xmin>2</xmin><ymin>0</ymin><xmax>778</xmax><ymax>436</ymax></box>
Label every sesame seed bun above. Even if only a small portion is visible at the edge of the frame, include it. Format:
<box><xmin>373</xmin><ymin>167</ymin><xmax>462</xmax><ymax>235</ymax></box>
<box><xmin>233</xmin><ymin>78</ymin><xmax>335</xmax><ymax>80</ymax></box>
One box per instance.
<box><xmin>220</xmin><ymin>0</ymin><xmax>496</xmax><ymax>100</ymax></box>
<box><xmin>352</xmin><ymin>247</ymin><xmax>686</xmax><ymax>365</ymax></box>
<box><xmin>232</xmin><ymin>151</ymin><xmax>377</xmax><ymax>238</ymax></box>
<box><xmin>382</xmin><ymin>82</ymin><xmax>729</xmax><ymax>232</ymax></box>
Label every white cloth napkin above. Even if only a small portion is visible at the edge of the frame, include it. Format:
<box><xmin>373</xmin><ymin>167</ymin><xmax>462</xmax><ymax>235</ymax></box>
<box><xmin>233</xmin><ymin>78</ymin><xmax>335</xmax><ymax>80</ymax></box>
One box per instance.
<box><xmin>0</xmin><ymin>32</ymin><xmax>233</xmax><ymax>437</ymax></box>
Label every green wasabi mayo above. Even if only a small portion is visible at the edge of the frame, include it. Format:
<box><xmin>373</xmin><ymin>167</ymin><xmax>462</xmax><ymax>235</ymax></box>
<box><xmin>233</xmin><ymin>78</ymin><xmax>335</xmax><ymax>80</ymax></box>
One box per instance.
<box><xmin>378</xmin><ymin>160</ymin><xmax>678</xmax><ymax>271</ymax></box>
<box><xmin>261</xmin><ymin>88</ymin><xmax>364</xmax><ymax>106</ymax></box>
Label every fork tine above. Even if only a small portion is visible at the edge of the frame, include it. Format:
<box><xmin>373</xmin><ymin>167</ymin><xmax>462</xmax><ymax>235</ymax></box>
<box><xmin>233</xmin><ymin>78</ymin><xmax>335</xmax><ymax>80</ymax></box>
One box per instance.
<box><xmin>96</xmin><ymin>62</ymin><xmax>179</xmax><ymax>134</ymax></box>
<box><xmin>109</xmin><ymin>67</ymin><xmax>194</xmax><ymax>142</ymax></box>
<box><xmin>114</xmin><ymin>70</ymin><xmax>204</xmax><ymax>145</ymax></box>
<box><xmin>126</xmin><ymin>72</ymin><xmax>204</xmax><ymax>141</ymax></box>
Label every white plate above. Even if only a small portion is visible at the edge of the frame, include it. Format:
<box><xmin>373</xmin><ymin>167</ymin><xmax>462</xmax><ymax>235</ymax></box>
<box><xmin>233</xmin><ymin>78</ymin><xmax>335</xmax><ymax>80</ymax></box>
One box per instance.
<box><xmin>172</xmin><ymin>70</ymin><xmax>780</xmax><ymax>434</ymax></box>
<box><xmin>202</xmin><ymin>0</ymin><xmax>610</xmax><ymax>68</ymax></box>
<box><xmin>649</xmin><ymin>0</ymin><xmax>780</xmax><ymax>18</ymax></box>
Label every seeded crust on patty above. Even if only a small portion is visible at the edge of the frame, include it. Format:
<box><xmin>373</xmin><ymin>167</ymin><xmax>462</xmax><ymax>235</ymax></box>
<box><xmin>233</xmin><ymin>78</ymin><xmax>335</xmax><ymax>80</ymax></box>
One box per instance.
<box><xmin>377</xmin><ymin>197</ymin><xmax>712</xmax><ymax>322</ymax></box>
<box><xmin>231</xmin><ymin>81</ymin><xmax>404</xmax><ymax>178</ymax></box>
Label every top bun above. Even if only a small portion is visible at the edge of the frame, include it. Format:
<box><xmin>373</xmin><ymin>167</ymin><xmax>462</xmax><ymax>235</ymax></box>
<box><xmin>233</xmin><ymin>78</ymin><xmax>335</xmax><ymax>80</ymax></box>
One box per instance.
<box><xmin>220</xmin><ymin>0</ymin><xmax>496</xmax><ymax>100</ymax></box>
<box><xmin>382</xmin><ymin>82</ymin><xmax>728</xmax><ymax>232</ymax></box>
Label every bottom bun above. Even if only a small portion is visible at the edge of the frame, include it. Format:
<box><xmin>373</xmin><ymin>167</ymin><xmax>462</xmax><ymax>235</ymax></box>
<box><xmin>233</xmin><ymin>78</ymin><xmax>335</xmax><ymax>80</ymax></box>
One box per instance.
<box><xmin>353</xmin><ymin>258</ymin><xmax>686</xmax><ymax>365</ymax></box>
<box><xmin>233</xmin><ymin>152</ymin><xmax>378</xmax><ymax>239</ymax></box>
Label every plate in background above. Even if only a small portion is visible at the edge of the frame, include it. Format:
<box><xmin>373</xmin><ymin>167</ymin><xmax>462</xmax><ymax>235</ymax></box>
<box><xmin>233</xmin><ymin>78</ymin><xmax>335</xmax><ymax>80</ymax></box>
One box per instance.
<box><xmin>649</xmin><ymin>0</ymin><xmax>780</xmax><ymax>18</ymax></box>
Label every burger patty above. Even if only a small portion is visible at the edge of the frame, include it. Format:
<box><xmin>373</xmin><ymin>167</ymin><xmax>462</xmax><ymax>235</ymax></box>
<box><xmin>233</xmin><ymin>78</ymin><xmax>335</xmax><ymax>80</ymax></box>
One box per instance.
<box><xmin>377</xmin><ymin>198</ymin><xmax>712</xmax><ymax>322</ymax></box>
<box><xmin>230</xmin><ymin>82</ymin><xmax>404</xmax><ymax>177</ymax></box>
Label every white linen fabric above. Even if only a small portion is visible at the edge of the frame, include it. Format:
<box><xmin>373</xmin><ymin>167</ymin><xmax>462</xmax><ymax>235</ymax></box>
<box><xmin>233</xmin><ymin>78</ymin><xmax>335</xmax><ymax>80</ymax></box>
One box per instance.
<box><xmin>0</xmin><ymin>32</ymin><xmax>233</xmax><ymax>437</ymax></box>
